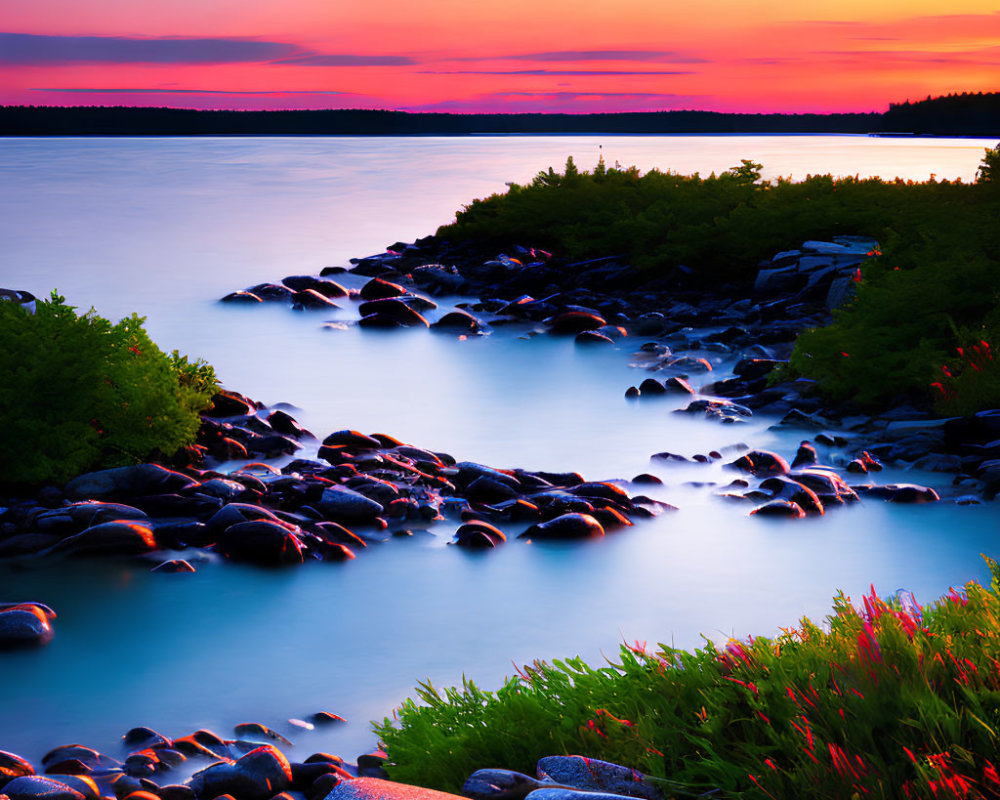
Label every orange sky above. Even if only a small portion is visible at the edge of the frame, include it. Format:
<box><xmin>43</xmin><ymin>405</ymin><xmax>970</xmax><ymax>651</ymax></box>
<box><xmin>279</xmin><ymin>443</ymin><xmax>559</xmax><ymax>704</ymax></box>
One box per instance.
<box><xmin>1</xmin><ymin>0</ymin><xmax>997</xmax><ymax>113</ymax></box>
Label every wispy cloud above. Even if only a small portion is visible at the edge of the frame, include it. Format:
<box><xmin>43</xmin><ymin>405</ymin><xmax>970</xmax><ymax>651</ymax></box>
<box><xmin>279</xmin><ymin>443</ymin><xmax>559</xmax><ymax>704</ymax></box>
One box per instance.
<box><xmin>272</xmin><ymin>54</ymin><xmax>416</xmax><ymax>66</ymax></box>
<box><xmin>0</xmin><ymin>33</ymin><xmax>299</xmax><ymax>65</ymax></box>
<box><xmin>488</xmin><ymin>49</ymin><xmax>707</xmax><ymax>63</ymax></box>
<box><xmin>0</xmin><ymin>32</ymin><xmax>415</xmax><ymax>68</ymax></box>
<box><xmin>406</xmin><ymin>90</ymin><xmax>701</xmax><ymax>113</ymax></box>
<box><xmin>29</xmin><ymin>87</ymin><xmax>356</xmax><ymax>95</ymax></box>
<box><xmin>421</xmin><ymin>69</ymin><xmax>696</xmax><ymax>76</ymax></box>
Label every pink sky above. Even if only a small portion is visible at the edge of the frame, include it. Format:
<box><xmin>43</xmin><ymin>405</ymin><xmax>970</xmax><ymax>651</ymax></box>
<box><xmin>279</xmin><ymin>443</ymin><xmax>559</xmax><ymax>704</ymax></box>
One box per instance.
<box><xmin>1</xmin><ymin>0</ymin><xmax>998</xmax><ymax>113</ymax></box>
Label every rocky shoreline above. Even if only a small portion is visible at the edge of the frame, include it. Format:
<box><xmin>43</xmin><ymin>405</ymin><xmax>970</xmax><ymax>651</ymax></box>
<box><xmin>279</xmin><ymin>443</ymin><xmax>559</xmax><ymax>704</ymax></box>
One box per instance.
<box><xmin>3</xmin><ymin>234</ymin><xmax>999</xmax><ymax>799</ymax></box>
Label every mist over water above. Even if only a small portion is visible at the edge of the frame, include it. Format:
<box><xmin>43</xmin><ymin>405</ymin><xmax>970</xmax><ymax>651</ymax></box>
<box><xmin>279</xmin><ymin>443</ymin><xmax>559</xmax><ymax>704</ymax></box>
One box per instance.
<box><xmin>1</xmin><ymin>135</ymin><xmax>997</xmax><ymax>763</ymax></box>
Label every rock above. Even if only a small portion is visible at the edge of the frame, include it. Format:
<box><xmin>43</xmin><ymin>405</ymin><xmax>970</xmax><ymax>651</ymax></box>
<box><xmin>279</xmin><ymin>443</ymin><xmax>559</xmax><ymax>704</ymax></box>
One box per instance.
<box><xmin>431</xmin><ymin>310</ymin><xmax>482</xmax><ymax>333</ymax></box>
<box><xmin>791</xmin><ymin>469</ymin><xmax>859</xmax><ymax>504</ymax></box>
<box><xmin>462</xmin><ymin>770</ymin><xmax>547</xmax><ymax>800</ymax></box>
<box><xmin>220</xmin><ymin>292</ymin><xmax>263</xmax><ymax>304</ymax></box>
<box><xmin>322</xmin><ymin>430</ymin><xmax>384</xmax><ymax>450</ymax></box>
<box><xmin>357</xmin><ymin>299</ymin><xmax>429</xmax><ymax>327</ymax></box>
<box><xmin>188</xmin><ymin>746</ymin><xmax>291</xmax><ymax>800</ymax></box>
<box><xmin>574</xmin><ymin>331</ymin><xmax>614</xmax><ymax>346</ymax></box>
<box><xmin>547</xmin><ymin>311</ymin><xmax>606</xmax><ymax>335</ymax></box>
<box><xmin>247</xmin><ymin>283</ymin><xmax>293</xmax><ymax>302</ymax></box>
<box><xmin>216</xmin><ymin>521</ymin><xmax>305</xmax><ymax>566</ymax></box>
<box><xmin>0</xmin><ymin>603</ymin><xmax>56</xmax><ymax>648</ymax></box>
<box><xmin>359</xmin><ymin>278</ymin><xmax>407</xmax><ymax>301</ymax></box>
<box><xmin>49</xmin><ymin>521</ymin><xmax>157</xmax><ymax>557</ymax></box>
<box><xmin>663</xmin><ymin>377</ymin><xmax>694</xmax><ymax>394</ymax></box>
<box><xmin>316</xmin><ymin>486</ymin><xmax>384</xmax><ymax>522</ymax></box>
<box><xmin>637</xmin><ymin>378</ymin><xmax>666</xmax><ymax>396</ymax></box>
<box><xmin>727</xmin><ymin>450</ymin><xmax>789</xmax><ymax>477</ymax></box>
<box><xmin>454</xmin><ymin>521</ymin><xmax>506</xmax><ymax>548</ymax></box>
<box><xmin>151</xmin><ymin>559</ymin><xmax>196</xmax><ymax>573</ymax></box>
<box><xmin>759</xmin><ymin>476</ymin><xmax>824</xmax><ymax>515</ymax></box>
<box><xmin>0</xmin><ymin>534</ymin><xmax>60</xmax><ymax>557</ymax></box>
<box><xmin>233</xmin><ymin>724</ymin><xmax>291</xmax><ymax>746</ymax></box>
<box><xmin>750</xmin><ymin>499</ymin><xmax>806</xmax><ymax>518</ymax></box>
<box><xmin>519</xmin><ymin>513</ymin><xmax>604</xmax><ymax>541</ymax></box>
<box><xmin>857</xmin><ymin>484</ymin><xmax>941</xmax><ymax>503</ymax></box>
<box><xmin>0</xmin><ymin>750</ymin><xmax>35</xmax><ymax>789</ymax></box>
<box><xmin>536</xmin><ymin>756</ymin><xmax>661</xmax><ymax>800</ymax></box>
<box><xmin>207</xmin><ymin>503</ymin><xmax>281</xmax><ymax>532</ymax></box>
<box><xmin>122</xmin><ymin>727</ymin><xmax>171</xmax><ymax>751</ymax></box>
<box><xmin>64</xmin><ymin>465</ymin><xmax>195</xmax><ymax>501</ymax></box>
<box><xmin>791</xmin><ymin>442</ymin><xmax>818</xmax><ymax>468</ymax></box>
<box><xmin>324</xmin><ymin>777</ymin><xmax>468</xmax><ymax>800</ymax></box>
<box><xmin>2</xmin><ymin>777</ymin><xmax>85</xmax><ymax>800</ymax></box>
<box><xmin>291</xmin><ymin>289</ymin><xmax>340</xmax><ymax>310</ymax></box>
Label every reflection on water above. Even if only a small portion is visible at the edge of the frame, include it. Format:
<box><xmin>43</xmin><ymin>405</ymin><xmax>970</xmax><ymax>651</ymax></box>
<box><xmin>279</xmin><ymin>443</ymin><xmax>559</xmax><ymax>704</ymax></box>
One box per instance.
<box><xmin>0</xmin><ymin>135</ymin><xmax>998</xmax><ymax>762</ymax></box>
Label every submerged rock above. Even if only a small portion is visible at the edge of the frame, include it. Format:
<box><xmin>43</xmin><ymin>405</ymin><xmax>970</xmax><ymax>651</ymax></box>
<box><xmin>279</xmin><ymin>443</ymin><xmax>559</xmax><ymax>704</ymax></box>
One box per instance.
<box><xmin>519</xmin><ymin>513</ymin><xmax>604</xmax><ymax>541</ymax></box>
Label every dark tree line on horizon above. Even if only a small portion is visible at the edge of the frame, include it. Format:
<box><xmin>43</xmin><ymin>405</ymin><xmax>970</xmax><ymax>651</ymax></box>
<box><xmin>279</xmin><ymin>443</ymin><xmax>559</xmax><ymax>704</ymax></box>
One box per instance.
<box><xmin>0</xmin><ymin>92</ymin><xmax>997</xmax><ymax>136</ymax></box>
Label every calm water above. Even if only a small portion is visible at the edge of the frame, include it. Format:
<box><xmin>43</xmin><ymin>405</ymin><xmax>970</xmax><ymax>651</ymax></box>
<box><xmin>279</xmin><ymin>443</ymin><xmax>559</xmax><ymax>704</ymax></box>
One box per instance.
<box><xmin>1</xmin><ymin>135</ymin><xmax>998</xmax><ymax>764</ymax></box>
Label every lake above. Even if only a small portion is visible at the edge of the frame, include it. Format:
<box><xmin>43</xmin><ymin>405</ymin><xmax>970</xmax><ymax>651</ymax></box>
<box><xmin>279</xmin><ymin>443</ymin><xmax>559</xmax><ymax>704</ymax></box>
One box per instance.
<box><xmin>1</xmin><ymin>134</ymin><xmax>997</xmax><ymax>766</ymax></box>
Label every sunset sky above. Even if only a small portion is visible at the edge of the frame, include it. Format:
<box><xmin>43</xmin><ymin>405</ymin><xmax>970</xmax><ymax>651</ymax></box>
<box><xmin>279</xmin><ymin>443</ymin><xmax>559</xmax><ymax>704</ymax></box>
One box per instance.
<box><xmin>1</xmin><ymin>0</ymin><xmax>998</xmax><ymax>114</ymax></box>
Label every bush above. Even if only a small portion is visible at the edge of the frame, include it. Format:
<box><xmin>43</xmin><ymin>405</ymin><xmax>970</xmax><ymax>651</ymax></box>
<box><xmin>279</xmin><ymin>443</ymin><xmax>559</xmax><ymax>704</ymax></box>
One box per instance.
<box><xmin>375</xmin><ymin>559</ymin><xmax>1000</xmax><ymax>798</ymax></box>
<box><xmin>0</xmin><ymin>293</ymin><xmax>218</xmax><ymax>486</ymax></box>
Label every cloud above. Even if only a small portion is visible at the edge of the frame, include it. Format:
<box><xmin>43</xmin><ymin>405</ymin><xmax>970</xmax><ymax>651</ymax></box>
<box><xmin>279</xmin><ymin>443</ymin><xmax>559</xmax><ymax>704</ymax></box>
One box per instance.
<box><xmin>272</xmin><ymin>54</ymin><xmax>416</xmax><ymax>66</ymax></box>
<box><xmin>0</xmin><ymin>32</ymin><xmax>416</xmax><ymax>68</ymax></box>
<box><xmin>484</xmin><ymin>49</ymin><xmax>707</xmax><ymax>63</ymax></box>
<box><xmin>421</xmin><ymin>69</ymin><xmax>696</xmax><ymax>76</ymax></box>
<box><xmin>0</xmin><ymin>32</ymin><xmax>300</xmax><ymax>65</ymax></box>
<box><xmin>30</xmin><ymin>87</ymin><xmax>356</xmax><ymax>95</ymax></box>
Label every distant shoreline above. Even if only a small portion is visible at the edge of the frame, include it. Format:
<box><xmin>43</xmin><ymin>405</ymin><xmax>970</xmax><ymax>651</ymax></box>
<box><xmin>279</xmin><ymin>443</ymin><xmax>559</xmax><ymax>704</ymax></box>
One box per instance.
<box><xmin>1</xmin><ymin>94</ymin><xmax>997</xmax><ymax>137</ymax></box>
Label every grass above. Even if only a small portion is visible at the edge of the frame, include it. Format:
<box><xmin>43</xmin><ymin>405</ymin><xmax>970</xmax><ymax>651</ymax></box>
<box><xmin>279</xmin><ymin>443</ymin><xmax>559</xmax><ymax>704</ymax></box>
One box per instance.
<box><xmin>374</xmin><ymin>558</ymin><xmax>1000</xmax><ymax>799</ymax></box>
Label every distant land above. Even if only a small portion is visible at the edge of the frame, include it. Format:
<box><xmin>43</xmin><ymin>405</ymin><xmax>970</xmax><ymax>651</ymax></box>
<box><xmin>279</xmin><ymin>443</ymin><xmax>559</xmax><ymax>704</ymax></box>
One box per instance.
<box><xmin>1</xmin><ymin>92</ymin><xmax>998</xmax><ymax>137</ymax></box>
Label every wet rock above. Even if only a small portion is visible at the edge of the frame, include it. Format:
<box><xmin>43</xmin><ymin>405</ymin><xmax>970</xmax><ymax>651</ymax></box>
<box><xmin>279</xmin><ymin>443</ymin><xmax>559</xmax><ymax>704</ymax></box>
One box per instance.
<box><xmin>157</xmin><ymin>786</ymin><xmax>195</xmax><ymax>800</ymax></box>
<box><xmin>316</xmin><ymin>486</ymin><xmax>384</xmax><ymax>522</ymax></box>
<box><xmin>663</xmin><ymin>377</ymin><xmax>694</xmax><ymax>394</ymax></box>
<box><xmin>536</xmin><ymin>756</ymin><xmax>661</xmax><ymax>800</ymax></box>
<box><xmin>151</xmin><ymin>559</ymin><xmax>196</xmax><ymax>574</ymax></box>
<box><xmin>0</xmin><ymin>603</ymin><xmax>55</xmax><ymax>648</ymax></box>
<box><xmin>322</xmin><ymin>431</ymin><xmax>383</xmax><ymax>450</ymax></box>
<box><xmin>122</xmin><ymin>728</ymin><xmax>171</xmax><ymax>751</ymax></box>
<box><xmin>308</xmin><ymin>712</ymin><xmax>345</xmax><ymax>726</ymax></box>
<box><xmin>359</xmin><ymin>277</ymin><xmax>407</xmax><ymax>301</ymax></box>
<box><xmin>188</xmin><ymin>746</ymin><xmax>291</xmax><ymax>800</ymax></box>
<box><xmin>233</xmin><ymin>724</ymin><xmax>291</xmax><ymax>746</ymax></box>
<box><xmin>519</xmin><ymin>513</ymin><xmax>604</xmax><ymax>541</ymax></box>
<box><xmin>454</xmin><ymin>521</ymin><xmax>506</xmax><ymax>548</ymax></box>
<box><xmin>247</xmin><ymin>283</ymin><xmax>293</xmax><ymax>302</ymax></box>
<box><xmin>857</xmin><ymin>484</ymin><xmax>940</xmax><ymax>503</ymax></box>
<box><xmin>727</xmin><ymin>450</ymin><xmax>789</xmax><ymax>477</ymax></box>
<box><xmin>282</xmin><ymin>276</ymin><xmax>348</xmax><ymax>297</ymax></box>
<box><xmin>462</xmin><ymin>770</ymin><xmax>547</xmax><ymax>800</ymax></box>
<box><xmin>325</xmin><ymin>778</ymin><xmax>468</xmax><ymax>800</ymax></box>
<box><xmin>547</xmin><ymin>311</ymin><xmax>606</xmax><ymax>335</ymax></box>
<box><xmin>357</xmin><ymin>299</ymin><xmax>429</xmax><ymax>327</ymax></box>
<box><xmin>49</xmin><ymin>521</ymin><xmax>157</xmax><ymax>557</ymax></box>
<box><xmin>677</xmin><ymin>398</ymin><xmax>752</xmax><ymax>422</ymax></box>
<box><xmin>759</xmin><ymin>476</ymin><xmax>824</xmax><ymax>515</ymax></box>
<box><xmin>791</xmin><ymin>469</ymin><xmax>860</xmax><ymax>504</ymax></box>
<box><xmin>291</xmin><ymin>289</ymin><xmax>340</xmax><ymax>310</ymax></box>
<box><xmin>220</xmin><ymin>292</ymin><xmax>263</xmax><ymax>304</ymax></box>
<box><xmin>207</xmin><ymin>503</ymin><xmax>281</xmax><ymax>532</ymax></box>
<box><xmin>637</xmin><ymin>378</ymin><xmax>666</xmax><ymax>396</ymax></box>
<box><xmin>2</xmin><ymin>777</ymin><xmax>86</xmax><ymax>800</ymax></box>
<box><xmin>0</xmin><ymin>534</ymin><xmax>60</xmax><ymax>557</ymax></box>
<box><xmin>750</xmin><ymin>499</ymin><xmax>806</xmax><ymax>518</ymax></box>
<box><xmin>216</xmin><ymin>521</ymin><xmax>305</xmax><ymax>566</ymax></box>
<box><xmin>0</xmin><ymin>750</ymin><xmax>35</xmax><ymax>789</ymax></box>
<box><xmin>64</xmin><ymin>465</ymin><xmax>195</xmax><ymax>501</ymax></box>
<box><xmin>431</xmin><ymin>310</ymin><xmax>482</xmax><ymax>333</ymax></box>
<box><xmin>791</xmin><ymin>442</ymin><xmax>818</xmax><ymax>468</ymax></box>
<box><xmin>574</xmin><ymin>331</ymin><xmax>614</xmax><ymax>346</ymax></box>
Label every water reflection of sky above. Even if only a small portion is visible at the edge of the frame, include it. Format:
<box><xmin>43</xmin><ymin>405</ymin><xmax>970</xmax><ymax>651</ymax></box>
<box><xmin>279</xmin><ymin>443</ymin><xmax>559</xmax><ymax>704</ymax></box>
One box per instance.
<box><xmin>1</xmin><ymin>135</ymin><xmax>998</xmax><ymax>765</ymax></box>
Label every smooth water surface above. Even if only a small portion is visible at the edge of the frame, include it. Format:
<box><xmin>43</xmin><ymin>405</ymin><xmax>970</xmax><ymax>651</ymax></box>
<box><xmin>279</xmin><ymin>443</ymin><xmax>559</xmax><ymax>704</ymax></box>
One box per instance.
<box><xmin>1</xmin><ymin>135</ymin><xmax>998</xmax><ymax>763</ymax></box>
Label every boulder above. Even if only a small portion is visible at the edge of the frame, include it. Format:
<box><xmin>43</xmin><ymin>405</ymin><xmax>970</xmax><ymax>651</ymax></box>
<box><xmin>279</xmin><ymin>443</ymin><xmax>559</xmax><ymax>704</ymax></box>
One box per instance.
<box><xmin>750</xmin><ymin>499</ymin><xmax>806</xmax><ymax>518</ymax></box>
<box><xmin>536</xmin><ymin>756</ymin><xmax>660</xmax><ymax>800</ymax></box>
<box><xmin>547</xmin><ymin>312</ymin><xmax>606</xmax><ymax>335</ymax></box>
<box><xmin>454</xmin><ymin>521</ymin><xmax>506</xmax><ymax>548</ymax></box>
<box><xmin>0</xmin><ymin>751</ymin><xmax>35</xmax><ymax>789</ymax></box>
<box><xmin>49</xmin><ymin>521</ymin><xmax>156</xmax><ymax>557</ymax></box>
<box><xmin>462</xmin><ymin>770</ymin><xmax>547</xmax><ymax>800</ymax></box>
<box><xmin>316</xmin><ymin>486</ymin><xmax>384</xmax><ymax>522</ymax></box>
<box><xmin>216</xmin><ymin>521</ymin><xmax>305</xmax><ymax>566</ymax></box>
<box><xmin>857</xmin><ymin>484</ymin><xmax>940</xmax><ymax>504</ymax></box>
<box><xmin>727</xmin><ymin>450</ymin><xmax>789</xmax><ymax>477</ymax></box>
<box><xmin>519</xmin><ymin>513</ymin><xmax>605</xmax><ymax>541</ymax></box>
<box><xmin>64</xmin><ymin>465</ymin><xmax>195</xmax><ymax>501</ymax></box>
<box><xmin>188</xmin><ymin>746</ymin><xmax>291</xmax><ymax>800</ymax></box>
<box><xmin>431</xmin><ymin>310</ymin><xmax>482</xmax><ymax>333</ymax></box>
<box><xmin>324</xmin><ymin>778</ymin><xmax>468</xmax><ymax>800</ymax></box>
<box><xmin>359</xmin><ymin>278</ymin><xmax>407</xmax><ymax>301</ymax></box>
<box><xmin>2</xmin><ymin>777</ymin><xmax>85</xmax><ymax>800</ymax></box>
<box><xmin>292</xmin><ymin>289</ymin><xmax>340</xmax><ymax>310</ymax></box>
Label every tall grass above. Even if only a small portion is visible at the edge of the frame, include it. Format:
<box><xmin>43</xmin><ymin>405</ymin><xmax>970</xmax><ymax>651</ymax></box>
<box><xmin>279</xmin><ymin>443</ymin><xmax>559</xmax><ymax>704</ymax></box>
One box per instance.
<box><xmin>375</xmin><ymin>558</ymin><xmax>1000</xmax><ymax>799</ymax></box>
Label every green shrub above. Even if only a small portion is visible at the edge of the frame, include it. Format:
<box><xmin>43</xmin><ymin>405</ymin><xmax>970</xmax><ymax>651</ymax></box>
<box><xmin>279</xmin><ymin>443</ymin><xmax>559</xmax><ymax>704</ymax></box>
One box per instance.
<box><xmin>375</xmin><ymin>559</ymin><xmax>1000</xmax><ymax>798</ymax></box>
<box><xmin>0</xmin><ymin>293</ymin><xmax>218</xmax><ymax>486</ymax></box>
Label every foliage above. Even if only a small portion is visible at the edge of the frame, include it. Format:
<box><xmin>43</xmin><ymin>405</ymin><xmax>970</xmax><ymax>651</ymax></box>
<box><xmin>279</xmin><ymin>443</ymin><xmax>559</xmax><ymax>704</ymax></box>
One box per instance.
<box><xmin>375</xmin><ymin>558</ymin><xmax>1000</xmax><ymax>799</ymax></box>
<box><xmin>977</xmin><ymin>143</ymin><xmax>1000</xmax><ymax>185</ymax></box>
<box><xmin>0</xmin><ymin>293</ymin><xmax>218</xmax><ymax>486</ymax></box>
<box><xmin>441</xmin><ymin>158</ymin><xmax>999</xmax><ymax>412</ymax></box>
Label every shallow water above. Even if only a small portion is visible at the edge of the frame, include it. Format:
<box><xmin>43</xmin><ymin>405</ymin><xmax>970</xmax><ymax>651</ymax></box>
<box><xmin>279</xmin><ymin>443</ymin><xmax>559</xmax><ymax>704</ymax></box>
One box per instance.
<box><xmin>0</xmin><ymin>135</ymin><xmax>998</xmax><ymax>764</ymax></box>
